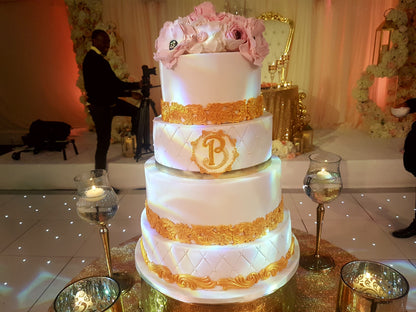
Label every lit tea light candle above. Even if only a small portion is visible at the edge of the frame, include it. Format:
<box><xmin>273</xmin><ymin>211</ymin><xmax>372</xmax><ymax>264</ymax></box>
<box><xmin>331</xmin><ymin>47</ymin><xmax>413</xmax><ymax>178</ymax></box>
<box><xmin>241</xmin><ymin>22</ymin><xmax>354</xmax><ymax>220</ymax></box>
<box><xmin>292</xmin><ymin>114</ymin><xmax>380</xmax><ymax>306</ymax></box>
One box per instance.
<box><xmin>122</xmin><ymin>137</ymin><xmax>134</xmax><ymax>157</ymax></box>
<box><xmin>316</xmin><ymin>168</ymin><xmax>332</xmax><ymax>180</ymax></box>
<box><xmin>85</xmin><ymin>185</ymin><xmax>105</xmax><ymax>200</ymax></box>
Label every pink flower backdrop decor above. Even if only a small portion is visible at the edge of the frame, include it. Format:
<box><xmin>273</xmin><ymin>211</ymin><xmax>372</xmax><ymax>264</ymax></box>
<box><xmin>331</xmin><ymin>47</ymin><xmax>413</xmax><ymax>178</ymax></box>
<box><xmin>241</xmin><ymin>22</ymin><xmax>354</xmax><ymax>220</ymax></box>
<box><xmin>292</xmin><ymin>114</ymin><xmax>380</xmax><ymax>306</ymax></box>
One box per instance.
<box><xmin>353</xmin><ymin>0</ymin><xmax>416</xmax><ymax>138</ymax></box>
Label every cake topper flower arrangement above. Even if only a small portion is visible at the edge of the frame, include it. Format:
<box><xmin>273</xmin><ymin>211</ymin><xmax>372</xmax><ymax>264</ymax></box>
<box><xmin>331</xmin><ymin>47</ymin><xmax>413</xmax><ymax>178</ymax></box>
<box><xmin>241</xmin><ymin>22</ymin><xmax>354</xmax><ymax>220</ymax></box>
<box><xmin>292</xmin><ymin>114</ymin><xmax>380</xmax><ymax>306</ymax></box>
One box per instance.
<box><xmin>154</xmin><ymin>1</ymin><xmax>269</xmax><ymax>69</ymax></box>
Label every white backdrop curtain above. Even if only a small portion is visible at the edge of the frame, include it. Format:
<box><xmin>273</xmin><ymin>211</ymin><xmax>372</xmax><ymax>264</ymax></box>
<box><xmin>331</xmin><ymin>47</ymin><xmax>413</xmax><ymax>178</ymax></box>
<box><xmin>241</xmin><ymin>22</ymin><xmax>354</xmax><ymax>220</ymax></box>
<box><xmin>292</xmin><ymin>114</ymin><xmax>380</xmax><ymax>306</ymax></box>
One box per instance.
<box><xmin>102</xmin><ymin>0</ymin><xmax>398</xmax><ymax>129</ymax></box>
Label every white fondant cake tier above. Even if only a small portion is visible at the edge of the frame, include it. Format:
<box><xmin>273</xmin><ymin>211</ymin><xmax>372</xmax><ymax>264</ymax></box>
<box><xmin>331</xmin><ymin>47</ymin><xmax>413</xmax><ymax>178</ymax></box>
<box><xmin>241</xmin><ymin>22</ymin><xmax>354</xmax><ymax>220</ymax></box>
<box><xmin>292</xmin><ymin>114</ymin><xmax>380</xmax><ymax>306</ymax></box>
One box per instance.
<box><xmin>136</xmin><ymin>235</ymin><xmax>299</xmax><ymax>304</ymax></box>
<box><xmin>153</xmin><ymin>113</ymin><xmax>272</xmax><ymax>172</ymax></box>
<box><xmin>145</xmin><ymin>157</ymin><xmax>282</xmax><ymax>227</ymax></box>
<box><xmin>139</xmin><ymin>208</ymin><xmax>293</xmax><ymax>282</ymax></box>
<box><xmin>160</xmin><ymin>52</ymin><xmax>261</xmax><ymax>106</ymax></box>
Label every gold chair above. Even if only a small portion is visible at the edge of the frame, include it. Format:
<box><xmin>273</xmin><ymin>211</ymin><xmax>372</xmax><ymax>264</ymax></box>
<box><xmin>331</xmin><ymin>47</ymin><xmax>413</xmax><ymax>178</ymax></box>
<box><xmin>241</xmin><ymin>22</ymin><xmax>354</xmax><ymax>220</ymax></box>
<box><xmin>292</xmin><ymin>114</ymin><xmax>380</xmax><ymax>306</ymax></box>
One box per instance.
<box><xmin>257</xmin><ymin>11</ymin><xmax>294</xmax><ymax>84</ymax></box>
<box><xmin>258</xmin><ymin>12</ymin><xmax>311</xmax><ymax>152</ymax></box>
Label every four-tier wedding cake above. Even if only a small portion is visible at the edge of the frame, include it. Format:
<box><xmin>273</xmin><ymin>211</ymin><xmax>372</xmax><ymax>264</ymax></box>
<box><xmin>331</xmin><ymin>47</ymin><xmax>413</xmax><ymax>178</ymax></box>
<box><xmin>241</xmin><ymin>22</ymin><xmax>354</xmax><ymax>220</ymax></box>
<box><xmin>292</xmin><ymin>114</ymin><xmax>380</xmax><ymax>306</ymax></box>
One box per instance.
<box><xmin>135</xmin><ymin>1</ymin><xmax>299</xmax><ymax>305</ymax></box>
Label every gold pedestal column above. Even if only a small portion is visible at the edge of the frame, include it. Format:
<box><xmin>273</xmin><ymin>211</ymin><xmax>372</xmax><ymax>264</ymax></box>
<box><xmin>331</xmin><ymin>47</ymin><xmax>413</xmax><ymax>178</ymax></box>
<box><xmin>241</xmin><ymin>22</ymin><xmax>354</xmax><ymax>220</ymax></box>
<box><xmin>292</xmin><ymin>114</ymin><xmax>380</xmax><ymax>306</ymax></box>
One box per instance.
<box><xmin>262</xmin><ymin>86</ymin><xmax>299</xmax><ymax>142</ymax></box>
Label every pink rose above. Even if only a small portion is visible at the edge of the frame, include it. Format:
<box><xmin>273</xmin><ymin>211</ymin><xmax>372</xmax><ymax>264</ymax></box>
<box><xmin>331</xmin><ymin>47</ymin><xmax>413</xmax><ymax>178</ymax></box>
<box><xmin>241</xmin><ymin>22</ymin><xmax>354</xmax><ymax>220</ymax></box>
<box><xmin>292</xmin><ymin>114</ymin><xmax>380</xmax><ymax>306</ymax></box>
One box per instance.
<box><xmin>223</xmin><ymin>14</ymin><xmax>249</xmax><ymax>51</ymax></box>
<box><xmin>188</xmin><ymin>20</ymin><xmax>225</xmax><ymax>53</ymax></box>
<box><xmin>239</xmin><ymin>18</ymin><xmax>269</xmax><ymax>66</ymax></box>
<box><xmin>188</xmin><ymin>2</ymin><xmax>217</xmax><ymax>21</ymax></box>
<box><xmin>153</xmin><ymin>20</ymin><xmax>195</xmax><ymax>68</ymax></box>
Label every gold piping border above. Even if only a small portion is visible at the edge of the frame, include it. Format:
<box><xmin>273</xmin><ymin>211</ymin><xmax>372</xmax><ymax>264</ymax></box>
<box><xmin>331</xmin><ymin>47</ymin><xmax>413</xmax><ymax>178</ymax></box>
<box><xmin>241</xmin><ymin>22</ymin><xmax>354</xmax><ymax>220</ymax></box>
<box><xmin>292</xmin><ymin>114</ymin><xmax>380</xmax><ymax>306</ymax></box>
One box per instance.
<box><xmin>146</xmin><ymin>200</ymin><xmax>284</xmax><ymax>245</ymax></box>
<box><xmin>161</xmin><ymin>95</ymin><xmax>264</xmax><ymax>125</ymax></box>
<box><xmin>140</xmin><ymin>236</ymin><xmax>295</xmax><ymax>290</ymax></box>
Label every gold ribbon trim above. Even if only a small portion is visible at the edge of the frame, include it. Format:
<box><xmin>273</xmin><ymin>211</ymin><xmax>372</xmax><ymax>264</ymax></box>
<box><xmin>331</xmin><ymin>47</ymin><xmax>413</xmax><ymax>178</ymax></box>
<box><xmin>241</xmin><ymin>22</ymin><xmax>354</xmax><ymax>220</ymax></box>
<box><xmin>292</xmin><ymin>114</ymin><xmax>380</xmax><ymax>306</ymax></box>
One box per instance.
<box><xmin>146</xmin><ymin>200</ymin><xmax>284</xmax><ymax>245</ymax></box>
<box><xmin>140</xmin><ymin>236</ymin><xmax>295</xmax><ymax>290</ymax></box>
<box><xmin>161</xmin><ymin>95</ymin><xmax>264</xmax><ymax>125</ymax></box>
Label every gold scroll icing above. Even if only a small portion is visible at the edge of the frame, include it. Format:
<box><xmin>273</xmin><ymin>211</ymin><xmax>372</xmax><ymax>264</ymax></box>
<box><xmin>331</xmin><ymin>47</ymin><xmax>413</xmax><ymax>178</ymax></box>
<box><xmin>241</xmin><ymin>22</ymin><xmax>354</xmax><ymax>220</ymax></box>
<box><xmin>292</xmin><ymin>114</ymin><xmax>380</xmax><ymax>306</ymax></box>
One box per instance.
<box><xmin>191</xmin><ymin>130</ymin><xmax>239</xmax><ymax>175</ymax></box>
<box><xmin>146</xmin><ymin>200</ymin><xmax>284</xmax><ymax>245</ymax></box>
<box><xmin>140</xmin><ymin>236</ymin><xmax>295</xmax><ymax>290</ymax></box>
<box><xmin>161</xmin><ymin>95</ymin><xmax>264</xmax><ymax>125</ymax></box>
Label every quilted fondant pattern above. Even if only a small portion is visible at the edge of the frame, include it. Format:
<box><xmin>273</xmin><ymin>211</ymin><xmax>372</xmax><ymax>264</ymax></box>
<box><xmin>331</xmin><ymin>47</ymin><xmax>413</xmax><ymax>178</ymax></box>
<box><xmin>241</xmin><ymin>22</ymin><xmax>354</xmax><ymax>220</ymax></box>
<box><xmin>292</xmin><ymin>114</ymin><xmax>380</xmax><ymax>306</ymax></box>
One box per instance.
<box><xmin>141</xmin><ymin>209</ymin><xmax>292</xmax><ymax>281</ymax></box>
<box><xmin>153</xmin><ymin>113</ymin><xmax>272</xmax><ymax>172</ymax></box>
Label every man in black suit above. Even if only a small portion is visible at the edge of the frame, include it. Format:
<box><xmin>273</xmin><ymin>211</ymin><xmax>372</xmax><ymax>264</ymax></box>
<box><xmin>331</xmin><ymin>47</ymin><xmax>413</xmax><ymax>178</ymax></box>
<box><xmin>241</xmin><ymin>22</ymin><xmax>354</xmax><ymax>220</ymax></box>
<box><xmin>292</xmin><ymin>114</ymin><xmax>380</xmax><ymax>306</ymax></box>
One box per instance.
<box><xmin>391</xmin><ymin>99</ymin><xmax>416</xmax><ymax>238</ymax></box>
<box><xmin>83</xmin><ymin>29</ymin><xmax>142</xmax><ymax>169</ymax></box>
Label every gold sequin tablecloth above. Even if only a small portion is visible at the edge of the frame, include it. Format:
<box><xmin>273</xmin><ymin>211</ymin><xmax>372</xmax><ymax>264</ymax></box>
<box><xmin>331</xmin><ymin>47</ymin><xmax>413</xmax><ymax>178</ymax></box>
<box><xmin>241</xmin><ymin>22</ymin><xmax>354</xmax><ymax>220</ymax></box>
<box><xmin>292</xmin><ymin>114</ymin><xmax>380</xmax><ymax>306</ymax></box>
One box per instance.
<box><xmin>49</xmin><ymin>229</ymin><xmax>357</xmax><ymax>312</ymax></box>
<box><xmin>262</xmin><ymin>86</ymin><xmax>300</xmax><ymax>142</ymax></box>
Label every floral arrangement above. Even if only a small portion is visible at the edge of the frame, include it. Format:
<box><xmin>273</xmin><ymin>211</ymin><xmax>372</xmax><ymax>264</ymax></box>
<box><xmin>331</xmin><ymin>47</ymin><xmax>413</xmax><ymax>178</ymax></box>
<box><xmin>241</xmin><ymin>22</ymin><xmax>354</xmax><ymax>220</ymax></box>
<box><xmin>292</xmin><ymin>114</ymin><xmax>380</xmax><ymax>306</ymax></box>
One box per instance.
<box><xmin>154</xmin><ymin>1</ymin><xmax>269</xmax><ymax>69</ymax></box>
<box><xmin>353</xmin><ymin>1</ymin><xmax>416</xmax><ymax>137</ymax></box>
<box><xmin>272</xmin><ymin>140</ymin><xmax>296</xmax><ymax>160</ymax></box>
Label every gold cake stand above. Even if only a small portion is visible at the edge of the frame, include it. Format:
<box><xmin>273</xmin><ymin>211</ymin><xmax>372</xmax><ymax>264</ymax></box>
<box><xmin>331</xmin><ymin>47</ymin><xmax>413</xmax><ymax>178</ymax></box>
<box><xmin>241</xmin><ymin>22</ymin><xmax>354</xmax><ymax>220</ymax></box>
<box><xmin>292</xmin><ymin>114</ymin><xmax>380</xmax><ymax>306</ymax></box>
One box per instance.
<box><xmin>48</xmin><ymin>229</ymin><xmax>357</xmax><ymax>312</ymax></box>
<box><xmin>139</xmin><ymin>276</ymin><xmax>296</xmax><ymax>312</ymax></box>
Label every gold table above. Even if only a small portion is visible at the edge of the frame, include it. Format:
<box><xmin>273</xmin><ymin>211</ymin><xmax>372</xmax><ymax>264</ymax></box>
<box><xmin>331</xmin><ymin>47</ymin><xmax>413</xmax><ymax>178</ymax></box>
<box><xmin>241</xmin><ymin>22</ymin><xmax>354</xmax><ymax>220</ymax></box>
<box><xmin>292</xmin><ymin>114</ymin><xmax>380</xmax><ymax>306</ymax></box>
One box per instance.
<box><xmin>262</xmin><ymin>86</ymin><xmax>300</xmax><ymax>142</ymax></box>
<box><xmin>49</xmin><ymin>229</ymin><xmax>357</xmax><ymax>312</ymax></box>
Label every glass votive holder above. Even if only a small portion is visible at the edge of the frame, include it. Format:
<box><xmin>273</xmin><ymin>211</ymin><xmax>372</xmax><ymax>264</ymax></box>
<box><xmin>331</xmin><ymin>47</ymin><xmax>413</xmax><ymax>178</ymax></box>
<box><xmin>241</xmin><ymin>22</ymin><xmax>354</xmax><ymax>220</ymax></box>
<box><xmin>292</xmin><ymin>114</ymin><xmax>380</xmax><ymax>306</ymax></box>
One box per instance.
<box><xmin>336</xmin><ymin>260</ymin><xmax>409</xmax><ymax>312</ymax></box>
<box><xmin>54</xmin><ymin>276</ymin><xmax>121</xmax><ymax>312</ymax></box>
<box><xmin>74</xmin><ymin>169</ymin><xmax>110</xmax><ymax>197</ymax></box>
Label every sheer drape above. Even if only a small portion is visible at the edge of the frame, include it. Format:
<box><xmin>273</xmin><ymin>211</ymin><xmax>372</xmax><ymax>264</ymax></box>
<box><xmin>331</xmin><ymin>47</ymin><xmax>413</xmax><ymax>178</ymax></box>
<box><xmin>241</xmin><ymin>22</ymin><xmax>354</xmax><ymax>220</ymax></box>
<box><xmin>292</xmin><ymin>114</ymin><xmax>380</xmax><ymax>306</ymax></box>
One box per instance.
<box><xmin>310</xmin><ymin>0</ymin><xmax>398</xmax><ymax>129</ymax></box>
<box><xmin>102</xmin><ymin>0</ymin><xmax>398</xmax><ymax>129</ymax></box>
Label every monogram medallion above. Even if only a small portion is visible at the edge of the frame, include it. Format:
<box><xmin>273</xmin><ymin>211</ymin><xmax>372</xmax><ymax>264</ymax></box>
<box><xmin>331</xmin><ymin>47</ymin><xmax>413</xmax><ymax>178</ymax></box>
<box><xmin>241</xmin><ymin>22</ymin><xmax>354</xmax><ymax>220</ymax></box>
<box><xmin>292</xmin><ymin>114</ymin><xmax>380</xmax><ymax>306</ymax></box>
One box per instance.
<box><xmin>191</xmin><ymin>130</ymin><xmax>239</xmax><ymax>175</ymax></box>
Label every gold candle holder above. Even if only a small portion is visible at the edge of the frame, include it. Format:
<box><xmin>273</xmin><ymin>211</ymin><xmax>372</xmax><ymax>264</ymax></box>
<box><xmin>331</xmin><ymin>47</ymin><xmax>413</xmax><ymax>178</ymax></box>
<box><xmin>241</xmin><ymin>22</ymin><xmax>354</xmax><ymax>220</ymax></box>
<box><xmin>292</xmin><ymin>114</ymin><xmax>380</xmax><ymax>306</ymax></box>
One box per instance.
<box><xmin>337</xmin><ymin>260</ymin><xmax>409</xmax><ymax>312</ymax></box>
<box><xmin>302</xmin><ymin>126</ymin><xmax>313</xmax><ymax>152</ymax></box>
<box><xmin>54</xmin><ymin>276</ymin><xmax>122</xmax><ymax>312</ymax></box>
<box><xmin>121</xmin><ymin>128</ymin><xmax>136</xmax><ymax>158</ymax></box>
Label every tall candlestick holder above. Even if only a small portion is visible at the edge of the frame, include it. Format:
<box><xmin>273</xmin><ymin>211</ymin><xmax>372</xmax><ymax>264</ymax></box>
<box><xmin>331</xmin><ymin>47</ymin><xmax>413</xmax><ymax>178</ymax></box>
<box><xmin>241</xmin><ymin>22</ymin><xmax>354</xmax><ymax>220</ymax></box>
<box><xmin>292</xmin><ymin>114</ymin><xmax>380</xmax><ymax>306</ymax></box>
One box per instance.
<box><xmin>278</xmin><ymin>54</ymin><xmax>290</xmax><ymax>85</ymax></box>
<box><xmin>301</xmin><ymin>152</ymin><xmax>342</xmax><ymax>272</ymax></box>
<box><xmin>74</xmin><ymin>169</ymin><xmax>133</xmax><ymax>292</ymax></box>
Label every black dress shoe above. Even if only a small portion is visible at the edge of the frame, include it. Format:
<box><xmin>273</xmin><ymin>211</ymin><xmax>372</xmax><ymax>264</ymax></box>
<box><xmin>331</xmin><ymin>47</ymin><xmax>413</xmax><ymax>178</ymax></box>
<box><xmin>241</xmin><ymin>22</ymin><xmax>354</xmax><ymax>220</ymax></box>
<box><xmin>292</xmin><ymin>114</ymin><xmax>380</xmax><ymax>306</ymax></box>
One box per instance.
<box><xmin>392</xmin><ymin>219</ymin><xmax>416</xmax><ymax>238</ymax></box>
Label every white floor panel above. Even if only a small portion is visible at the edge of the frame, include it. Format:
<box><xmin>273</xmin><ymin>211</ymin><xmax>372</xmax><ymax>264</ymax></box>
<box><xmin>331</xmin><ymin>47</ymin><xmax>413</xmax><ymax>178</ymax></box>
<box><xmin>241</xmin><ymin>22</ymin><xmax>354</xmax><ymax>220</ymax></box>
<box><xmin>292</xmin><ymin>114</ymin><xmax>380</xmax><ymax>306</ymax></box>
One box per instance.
<box><xmin>1</xmin><ymin>220</ymin><xmax>95</xmax><ymax>257</ymax></box>
<box><xmin>74</xmin><ymin>219</ymin><xmax>140</xmax><ymax>258</ymax></box>
<box><xmin>351</xmin><ymin>191</ymin><xmax>416</xmax><ymax>228</ymax></box>
<box><xmin>0</xmin><ymin>217</ymin><xmax>38</xmax><ymax>252</ymax></box>
<box><xmin>0</xmin><ymin>255</ymin><xmax>71</xmax><ymax>312</ymax></box>
<box><xmin>29</xmin><ymin>257</ymin><xmax>97</xmax><ymax>312</ymax></box>
<box><xmin>302</xmin><ymin>216</ymin><xmax>408</xmax><ymax>260</ymax></box>
<box><xmin>116</xmin><ymin>190</ymin><xmax>146</xmax><ymax>220</ymax></box>
<box><xmin>0</xmin><ymin>193</ymin><xmax>78</xmax><ymax>220</ymax></box>
<box><xmin>282</xmin><ymin>193</ymin><xmax>308</xmax><ymax>233</ymax></box>
<box><xmin>388</xmin><ymin>236</ymin><xmax>416</xmax><ymax>259</ymax></box>
<box><xmin>288</xmin><ymin>192</ymin><xmax>373</xmax><ymax>221</ymax></box>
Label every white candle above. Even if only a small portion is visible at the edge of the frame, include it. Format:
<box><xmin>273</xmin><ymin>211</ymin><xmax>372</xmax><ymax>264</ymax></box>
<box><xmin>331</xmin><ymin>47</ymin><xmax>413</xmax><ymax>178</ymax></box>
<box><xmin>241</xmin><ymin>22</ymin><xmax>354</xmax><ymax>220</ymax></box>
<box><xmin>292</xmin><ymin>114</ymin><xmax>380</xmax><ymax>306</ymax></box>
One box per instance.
<box><xmin>316</xmin><ymin>168</ymin><xmax>332</xmax><ymax>180</ymax></box>
<box><xmin>85</xmin><ymin>185</ymin><xmax>104</xmax><ymax>199</ymax></box>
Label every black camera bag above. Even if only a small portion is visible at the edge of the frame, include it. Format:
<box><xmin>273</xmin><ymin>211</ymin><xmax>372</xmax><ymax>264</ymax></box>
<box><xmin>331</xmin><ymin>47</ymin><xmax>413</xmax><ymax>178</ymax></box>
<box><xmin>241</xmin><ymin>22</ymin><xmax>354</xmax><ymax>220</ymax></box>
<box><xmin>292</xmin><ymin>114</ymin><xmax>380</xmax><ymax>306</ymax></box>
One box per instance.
<box><xmin>22</xmin><ymin>119</ymin><xmax>71</xmax><ymax>150</ymax></box>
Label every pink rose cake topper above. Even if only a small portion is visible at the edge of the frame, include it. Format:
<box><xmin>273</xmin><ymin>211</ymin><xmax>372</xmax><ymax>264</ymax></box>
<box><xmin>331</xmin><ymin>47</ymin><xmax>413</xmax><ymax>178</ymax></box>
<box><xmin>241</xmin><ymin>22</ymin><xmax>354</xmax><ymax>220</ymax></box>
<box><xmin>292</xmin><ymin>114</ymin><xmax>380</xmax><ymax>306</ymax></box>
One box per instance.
<box><xmin>154</xmin><ymin>1</ymin><xmax>269</xmax><ymax>69</ymax></box>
